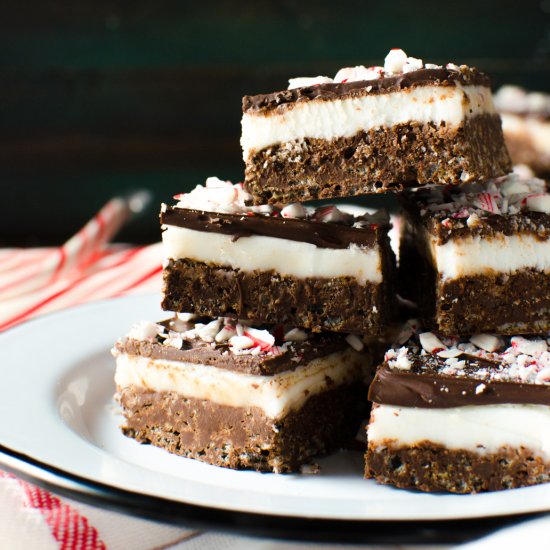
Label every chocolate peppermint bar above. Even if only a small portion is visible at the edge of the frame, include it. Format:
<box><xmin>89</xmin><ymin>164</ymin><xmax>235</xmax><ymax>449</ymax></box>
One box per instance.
<box><xmin>241</xmin><ymin>48</ymin><xmax>511</xmax><ymax>205</ymax></box>
<box><xmin>113</xmin><ymin>315</ymin><xmax>372</xmax><ymax>473</ymax></box>
<box><xmin>399</xmin><ymin>173</ymin><xmax>550</xmax><ymax>336</ymax></box>
<box><xmin>161</xmin><ymin>177</ymin><xmax>395</xmax><ymax>334</ymax></box>
<box><xmin>494</xmin><ymin>86</ymin><xmax>550</xmax><ymax>176</ymax></box>
<box><xmin>365</xmin><ymin>323</ymin><xmax>550</xmax><ymax>493</ymax></box>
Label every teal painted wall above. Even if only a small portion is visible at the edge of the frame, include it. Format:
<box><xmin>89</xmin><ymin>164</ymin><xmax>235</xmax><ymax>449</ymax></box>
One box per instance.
<box><xmin>1</xmin><ymin>0</ymin><xmax>549</xmax><ymax>244</ymax></box>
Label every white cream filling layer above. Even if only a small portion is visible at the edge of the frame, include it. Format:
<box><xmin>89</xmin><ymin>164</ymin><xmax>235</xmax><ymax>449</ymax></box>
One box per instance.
<box><xmin>427</xmin><ymin>231</ymin><xmax>550</xmax><ymax>279</ymax></box>
<box><xmin>368</xmin><ymin>404</ymin><xmax>550</xmax><ymax>460</ymax></box>
<box><xmin>115</xmin><ymin>347</ymin><xmax>364</xmax><ymax>419</ymax></box>
<box><xmin>162</xmin><ymin>225</ymin><xmax>382</xmax><ymax>283</ymax></box>
<box><xmin>501</xmin><ymin>113</ymin><xmax>550</xmax><ymax>156</ymax></box>
<box><xmin>241</xmin><ymin>84</ymin><xmax>494</xmax><ymax>158</ymax></box>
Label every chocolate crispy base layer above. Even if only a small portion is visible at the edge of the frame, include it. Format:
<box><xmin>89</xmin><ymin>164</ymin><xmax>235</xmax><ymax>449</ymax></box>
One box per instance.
<box><xmin>399</xmin><ymin>235</ymin><xmax>550</xmax><ymax>335</ymax></box>
<box><xmin>162</xmin><ymin>258</ymin><xmax>395</xmax><ymax>334</ymax></box>
<box><xmin>244</xmin><ymin>115</ymin><xmax>511</xmax><ymax>205</ymax></box>
<box><xmin>365</xmin><ymin>442</ymin><xmax>550</xmax><ymax>493</ymax></box>
<box><xmin>118</xmin><ymin>384</ymin><xmax>369</xmax><ymax>473</ymax></box>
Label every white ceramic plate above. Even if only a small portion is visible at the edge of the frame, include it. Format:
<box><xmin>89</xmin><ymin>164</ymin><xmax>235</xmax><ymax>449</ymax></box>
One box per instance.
<box><xmin>0</xmin><ymin>294</ymin><xmax>549</xmax><ymax>533</ymax></box>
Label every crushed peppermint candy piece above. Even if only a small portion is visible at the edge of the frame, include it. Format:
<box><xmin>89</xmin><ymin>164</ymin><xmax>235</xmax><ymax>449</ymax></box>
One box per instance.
<box><xmin>470</xmin><ymin>334</ymin><xmax>503</xmax><ymax>352</ymax></box>
<box><xmin>163</xmin><ymin>336</ymin><xmax>183</xmax><ymax>349</ymax></box>
<box><xmin>284</xmin><ymin>328</ymin><xmax>308</xmax><ymax>342</ymax></box>
<box><xmin>511</xmin><ymin>336</ymin><xmax>547</xmax><ymax>356</ymax></box>
<box><xmin>473</xmin><ymin>192</ymin><xmax>500</xmax><ymax>214</ymax></box>
<box><xmin>419</xmin><ymin>332</ymin><xmax>446</xmax><ymax>354</ymax></box>
<box><xmin>525</xmin><ymin>194</ymin><xmax>550</xmax><ymax>214</ymax></box>
<box><xmin>281</xmin><ymin>203</ymin><xmax>308</xmax><ymax>219</ymax></box>
<box><xmin>127</xmin><ymin>321</ymin><xmax>165</xmax><ymax>341</ymax></box>
<box><xmin>288</xmin><ymin>76</ymin><xmax>333</xmax><ymax>89</ymax></box>
<box><xmin>385</xmin><ymin>346</ymin><xmax>412</xmax><ymax>370</ymax></box>
<box><xmin>384</xmin><ymin>48</ymin><xmax>409</xmax><ymax>74</ymax></box>
<box><xmin>194</xmin><ymin>319</ymin><xmax>222</xmax><ymax>342</ymax></box>
<box><xmin>334</xmin><ymin>65</ymin><xmax>382</xmax><ymax>83</ymax></box>
<box><xmin>403</xmin><ymin>56</ymin><xmax>423</xmax><ymax>73</ymax></box>
<box><xmin>243</xmin><ymin>327</ymin><xmax>275</xmax><ymax>351</ymax></box>
<box><xmin>345</xmin><ymin>334</ymin><xmax>364</xmax><ymax>352</ymax></box>
<box><xmin>313</xmin><ymin>205</ymin><xmax>352</xmax><ymax>224</ymax></box>
<box><xmin>215</xmin><ymin>326</ymin><xmax>237</xmax><ymax>343</ymax></box>
<box><xmin>177</xmin><ymin>312</ymin><xmax>197</xmax><ymax>322</ymax></box>
<box><xmin>229</xmin><ymin>335</ymin><xmax>255</xmax><ymax>351</ymax></box>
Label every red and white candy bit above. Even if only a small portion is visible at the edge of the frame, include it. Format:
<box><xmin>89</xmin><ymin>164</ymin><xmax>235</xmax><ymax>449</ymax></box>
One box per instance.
<box><xmin>473</xmin><ymin>192</ymin><xmax>501</xmax><ymax>214</ymax></box>
<box><xmin>403</xmin><ymin>57</ymin><xmax>423</xmax><ymax>73</ymax></box>
<box><xmin>164</xmin><ymin>336</ymin><xmax>183</xmax><ymax>349</ymax></box>
<box><xmin>287</xmin><ymin>76</ymin><xmax>333</xmax><ymax>90</ymax></box>
<box><xmin>450</xmin><ymin>207</ymin><xmax>469</xmax><ymax>219</ymax></box>
<box><xmin>394</xmin><ymin>318</ymin><xmax>420</xmax><ymax>345</ymax></box>
<box><xmin>526</xmin><ymin>194</ymin><xmax>550</xmax><ymax>214</ymax></box>
<box><xmin>501</xmin><ymin>177</ymin><xmax>532</xmax><ymax>196</ymax></box>
<box><xmin>511</xmin><ymin>336</ymin><xmax>548</xmax><ymax>356</ymax></box>
<box><xmin>437</xmin><ymin>347</ymin><xmax>463</xmax><ymax>358</ymax></box>
<box><xmin>229</xmin><ymin>335</ymin><xmax>255</xmax><ymax>351</ymax></box>
<box><xmin>313</xmin><ymin>205</ymin><xmax>351</xmax><ymax>224</ymax></box>
<box><xmin>345</xmin><ymin>334</ymin><xmax>364</xmax><ymax>352</ymax></box>
<box><xmin>334</xmin><ymin>65</ymin><xmax>382</xmax><ymax>83</ymax></box>
<box><xmin>384</xmin><ymin>48</ymin><xmax>409</xmax><ymax>74</ymax></box>
<box><xmin>174</xmin><ymin>176</ymin><xmax>253</xmax><ymax>213</ymax></box>
<box><xmin>281</xmin><ymin>203</ymin><xmax>308</xmax><ymax>219</ymax></box>
<box><xmin>128</xmin><ymin>321</ymin><xmax>165</xmax><ymax>341</ymax></box>
<box><xmin>243</xmin><ymin>327</ymin><xmax>275</xmax><ymax>351</ymax></box>
<box><xmin>470</xmin><ymin>334</ymin><xmax>504</xmax><ymax>352</ymax></box>
<box><xmin>215</xmin><ymin>325</ymin><xmax>237</xmax><ymax>343</ymax></box>
<box><xmin>419</xmin><ymin>332</ymin><xmax>446</xmax><ymax>354</ymax></box>
<box><xmin>195</xmin><ymin>319</ymin><xmax>222</xmax><ymax>342</ymax></box>
<box><xmin>385</xmin><ymin>347</ymin><xmax>412</xmax><ymax>370</ymax></box>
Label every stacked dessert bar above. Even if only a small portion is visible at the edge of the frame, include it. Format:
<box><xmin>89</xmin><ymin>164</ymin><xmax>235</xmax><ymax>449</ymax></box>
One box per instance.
<box><xmin>494</xmin><ymin>86</ymin><xmax>550</xmax><ymax>176</ymax></box>
<box><xmin>113</xmin><ymin>47</ymin><xmax>550</xmax><ymax>491</ymax></box>
<box><xmin>365</xmin><ymin>170</ymin><xmax>550</xmax><ymax>492</ymax></box>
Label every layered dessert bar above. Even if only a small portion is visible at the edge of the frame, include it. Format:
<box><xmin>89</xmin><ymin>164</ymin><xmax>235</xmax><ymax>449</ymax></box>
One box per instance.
<box><xmin>365</xmin><ymin>326</ymin><xmax>550</xmax><ymax>493</ymax></box>
<box><xmin>399</xmin><ymin>173</ymin><xmax>550</xmax><ymax>335</ymax></box>
<box><xmin>113</xmin><ymin>315</ymin><xmax>371</xmax><ymax>473</ymax></box>
<box><xmin>494</xmin><ymin>86</ymin><xmax>550</xmax><ymax>176</ymax></box>
<box><xmin>161</xmin><ymin>177</ymin><xmax>395</xmax><ymax>334</ymax></box>
<box><xmin>241</xmin><ymin>48</ymin><xmax>511</xmax><ymax>205</ymax></box>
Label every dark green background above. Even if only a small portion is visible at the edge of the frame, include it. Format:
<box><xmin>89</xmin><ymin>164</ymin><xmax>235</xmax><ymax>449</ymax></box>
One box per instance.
<box><xmin>1</xmin><ymin>0</ymin><xmax>549</xmax><ymax>245</ymax></box>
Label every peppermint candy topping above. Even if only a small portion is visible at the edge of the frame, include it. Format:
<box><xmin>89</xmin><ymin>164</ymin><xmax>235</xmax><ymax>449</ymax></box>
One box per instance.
<box><xmin>389</xmin><ymin>323</ymin><xmax>550</xmax><ymax>385</ymax></box>
<box><xmin>420</xmin><ymin>173</ymin><xmax>550</xmax><ymax>220</ymax></box>
<box><xmin>286</xmin><ymin>48</ymin><xmax>446</xmax><ymax>90</ymax></box>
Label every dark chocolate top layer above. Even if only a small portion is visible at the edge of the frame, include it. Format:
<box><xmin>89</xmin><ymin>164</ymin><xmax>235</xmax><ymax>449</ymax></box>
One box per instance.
<box><xmin>162</xmin><ymin>206</ymin><xmax>387</xmax><ymax>250</ymax></box>
<box><xmin>371</xmin><ymin>326</ymin><xmax>550</xmax><ymax>407</ymax></box>
<box><xmin>400</xmin><ymin>176</ymin><xmax>550</xmax><ymax>245</ymax></box>
<box><xmin>369</xmin><ymin>363</ymin><xmax>550</xmax><ymax>408</ymax></box>
<box><xmin>243</xmin><ymin>67</ymin><xmax>490</xmax><ymax>114</ymax></box>
<box><xmin>116</xmin><ymin>317</ymin><xmax>354</xmax><ymax>376</ymax></box>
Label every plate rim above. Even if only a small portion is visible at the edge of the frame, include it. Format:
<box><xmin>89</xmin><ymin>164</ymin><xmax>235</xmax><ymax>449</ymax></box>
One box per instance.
<box><xmin>0</xmin><ymin>441</ymin><xmax>542</xmax><ymax>544</ymax></box>
<box><xmin>0</xmin><ymin>294</ymin><xmax>549</xmax><ymax>543</ymax></box>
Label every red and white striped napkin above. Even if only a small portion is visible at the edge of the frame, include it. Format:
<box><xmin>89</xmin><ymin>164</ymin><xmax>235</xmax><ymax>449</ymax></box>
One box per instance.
<box><xmin>0</xmin><ymin>194</ymin><xmax>162</xmax><ymax>331</ymax></box>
